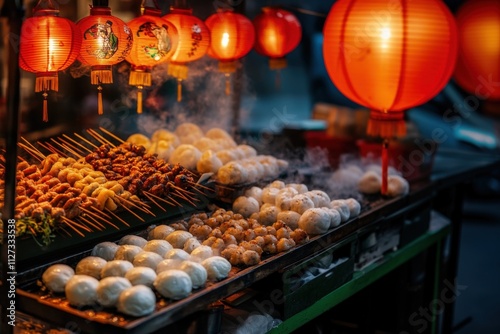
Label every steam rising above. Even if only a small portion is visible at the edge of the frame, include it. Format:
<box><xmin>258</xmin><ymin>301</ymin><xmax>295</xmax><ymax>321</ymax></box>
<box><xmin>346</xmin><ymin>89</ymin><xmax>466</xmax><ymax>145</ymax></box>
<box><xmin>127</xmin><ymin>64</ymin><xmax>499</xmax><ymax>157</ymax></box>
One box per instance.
<box><xmin>116</xmin><ymin>56</ymin><xmax>253</xmax><ymax>135</ymax></box>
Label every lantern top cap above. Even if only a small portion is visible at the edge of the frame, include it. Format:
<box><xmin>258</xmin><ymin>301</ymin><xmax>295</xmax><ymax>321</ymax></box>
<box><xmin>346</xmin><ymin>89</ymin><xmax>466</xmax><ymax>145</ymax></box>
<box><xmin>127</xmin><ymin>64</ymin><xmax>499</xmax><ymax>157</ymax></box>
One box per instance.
<box><xmin>168</xmin><ymin>7</ymin><xmax>193</xmax><ymax>15</ymax></box>
<box><xmin>33</xmin><ymin>0</ymin><xmax>59</xmax><ymax>16</ymax></box>
<box><xmin>141</xmin><ymin>0</ymin><xmax>162</xmax><ymax>15</ymax></box>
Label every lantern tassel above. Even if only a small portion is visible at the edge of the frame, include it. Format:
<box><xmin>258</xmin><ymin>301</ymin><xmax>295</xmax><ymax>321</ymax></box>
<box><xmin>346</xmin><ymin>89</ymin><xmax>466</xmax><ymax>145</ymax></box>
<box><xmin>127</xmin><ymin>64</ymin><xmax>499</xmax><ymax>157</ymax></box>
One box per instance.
<box><xmin>42</xmin><ymin>91</ymin><xmax>49</xmax><ymax>122</ymax></box>
<box><xmin>381</xmin><ymin>139</ymin><xmax>389</xmax><ymax>196</ymax></box>
<box><xmin>225</xmin><ymin>73</ymin><xmax>231</xmax><ymax>95</ymax></box>
<box><xmin>177</xmin><ymin>79</ymin><xmax>183</xmax><ymax>102</ymax></box>
<box><xmin>137</xmin><ymin>86</ymin><xmax>143</xmax><ymax>114</ymax></box>
<box><xmin>97</xmin><ymin>85</ymin><xmax>103</xmax><ymax>115</ymax></box>
<box><xmin>367</xmin><ymin>111</ymin><xmax>406</xmax><ymax>138</ymax></box>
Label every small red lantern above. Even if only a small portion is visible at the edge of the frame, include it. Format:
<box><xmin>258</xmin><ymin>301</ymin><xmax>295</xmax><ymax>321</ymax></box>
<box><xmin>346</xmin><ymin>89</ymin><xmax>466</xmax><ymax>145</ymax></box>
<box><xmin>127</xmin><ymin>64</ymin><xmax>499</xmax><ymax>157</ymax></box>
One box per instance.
<box><xmin>454</xmin><ymin>0</ymin><xmax>500</xmax><ymax>101</ymax></box>
<box><xmin>19</xmin><ymin>0</ymin><xmax>82</xmax><ymax>122</ymax></box>
<box><xmin>76</xmin><ymin>0</ymin><xmax>133</xmax><ymax>115</ymax></box>
<box><xmin>253</xmin><ymin>7</ymin><xmax>301</xmax><ymax>71</ymax></box>
<box><xmin>127</xmin><ymin>1</ymin><xmax>179</xmax><ymax>114</ymax></box>
<box><xmin>206</xmin><ymin>9</ymin><xmax>255</xmax><ymax>95</ymax></box>
<box><xmin>163</xmin><ymin>8</ymin><xmax>210</xmax><ymax>102</ymax></box>
<box><xmin>323</xmin><ymin>0</ymin><xmax>457</xmax><ymax>194</ymax></box>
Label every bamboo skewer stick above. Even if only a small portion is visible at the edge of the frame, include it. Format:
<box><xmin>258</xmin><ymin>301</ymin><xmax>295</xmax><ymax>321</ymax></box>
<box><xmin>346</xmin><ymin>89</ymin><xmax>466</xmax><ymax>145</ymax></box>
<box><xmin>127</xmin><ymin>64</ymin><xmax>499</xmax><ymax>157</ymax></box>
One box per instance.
<box><xmin>85</xmin><ymin>130</ymin><xmax>106</xmax><ymax>146</ymax></box>
<box><xmin>20</xmin><ymin>137</ymin><xmax>46</xmax><ymax>159</ymax></box>
<box><xmin>142</xmin><ymin>191</ymin><xmax>167</xmax><ymax>212</ymax></box>
<box><xmin>87</xmin><ymin>129</ymin><xmax>116</xmax><ymax>147</ymax></box>
<box><xmin>50</xmin><ymin>138</ymin><xmax>83</xmax><ymax>159</ymax></box>
<box><xmin>89</xmin><ymin>206</ymin><xmax>112</xmax><ymax>219</ymax></box>
<box><xmin>17</xmin><ymin>143</ymin><xmax>43</xmax><ymax>162</ymax></box>
<box><xmin>35</xmin><ymin>141</ymin><xmax>57</xmax><ymax>156</ymax></box>
<box><xmin>172</xmin><ymin>188</ymin><xmax>199</xmax><ymax>204</ymax></box>
<box><xmin>171</xmin><ymin>191</ymin><xmax>197</xmax><ymax>207</ymax></box>
<box><xmin>105</xmin><ymin>209</ymin><xmax>130</xmax><ymax>227</ymax></box>
<box><xmin>171</xmin><ymin>185</ymin><xmax>197</xmax><ymax>197</ymax></box>
<box><xmin>57</xmin><ymin>225</ymin><xmax>73</xmax><ymax>237</ymax></box>
<box><xmin>58</xmin><ymin>137</ymin><xmax>87</xmax><ymax>156</ymax></box>
<box><xmin>63</xmin><ymin>134</ymin><xmax>93</xmax><ymax>154</ymax></box>
<box><xmin>80</xmin><ymin>208</ymin><xmax>107</xmax><ymax>229</ymax></box>
<box><xmin>120</xmin><ymin>203</ymin><xmax>145</xmax><ymax>222</ymax></box>
<box><xmin>98</xmin><ymin>127</ymin><xmax>125</xmax><ymax>144</ymax></box>
<box><xmin>74</xmin><ymin>133</ymin><xmax>99</xmax><ymax>149</ymax></box>
<box><xmin>188</xmin><ymin>181</ymin><xmax>213</xmax><ymax>192</ymax></box>
<box><xmin>61</xmin><ymin>216</ymin><xmax>92</xmax><ymax>232</ymax></box>
<box><xmin>82</xmin><ymin>207</ymin><xmax>120</xmax><ymax>230</ymax></box>
<box><xmin>60</xmin><ymin>217</ymin><xmax>86</xmax><ymax>237</ymax></box>
<box><xmin>117</xmin><ymin>196</ymin><xmax>155</xmax><ymax>217</ymax></box>
<box><xmin>78</xmin><ymin>215</ymin><xmax>104</xmax><ymax>231</ymax></box>
<box><xmin>45</xmin><ymin>142</ymin><xmax>68</xmax><ymax>158</ymax></box>
<box><xmin>91</xmin><ymin>128</ymin><xmax>118</xmax><ymax>147</ymax></box>
<box><xmin>144</xmin><ymin>190</ymin><xmax>178</xmax><ymax>207</ymax></box>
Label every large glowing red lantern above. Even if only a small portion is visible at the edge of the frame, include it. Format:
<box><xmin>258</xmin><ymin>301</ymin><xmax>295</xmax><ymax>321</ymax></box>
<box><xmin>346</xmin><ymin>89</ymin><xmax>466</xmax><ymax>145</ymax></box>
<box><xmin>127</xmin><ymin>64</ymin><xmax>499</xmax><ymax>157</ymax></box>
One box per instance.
<box><xmin>253</xmin><ymin>7</ymin><xmax>301</xmax><ymax>71</ymax></box>
<box><xmin>323</xmin><ymin>0</ymin><xmax>457</xmax><ymax>194</ymax></box>
<box><xmin>127</xmin><ymin>2</ymin><xmax>179</xmax><ymax>114</ymax></box>
<box><xmin>454</xmin><ymin>0</ymin><xmax>500</xmax><ymax>101</ymax></box>
<box><xmin>19</xmin><ymin>0</ymin><xmax>82</xmax><ymax>122</ymax></box>
<box><xmin>76</xmin><ymin>0</ymin><xmax>133</xmax><ymax>115</ymax></box>
<box><xmin>206</xmin><ymin>9</ymin><xmax>255</xmax><ymax>95</ymax></box>
<box><xmin>163</xmin><ymin>8</ymin><xmax>210</xmax><ymax>101</ymax></box>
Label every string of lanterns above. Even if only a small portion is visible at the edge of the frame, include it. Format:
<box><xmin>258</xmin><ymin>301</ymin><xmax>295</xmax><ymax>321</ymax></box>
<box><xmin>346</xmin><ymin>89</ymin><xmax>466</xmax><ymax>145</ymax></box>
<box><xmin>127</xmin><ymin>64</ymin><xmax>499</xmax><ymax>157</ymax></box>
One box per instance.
<box><xmin>19</xmin><ymin>0</ymin><xmax>302</xmax><ymax>120</ymax></box>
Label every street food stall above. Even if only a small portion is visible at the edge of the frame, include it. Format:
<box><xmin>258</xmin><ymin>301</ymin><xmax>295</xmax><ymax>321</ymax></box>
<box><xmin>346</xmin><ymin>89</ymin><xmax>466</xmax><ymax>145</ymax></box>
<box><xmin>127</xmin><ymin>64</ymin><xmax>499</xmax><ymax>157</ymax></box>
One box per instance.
<box><xmin>1</xmin><ymin>0</ymin><xmax>499</xmax><ymax>333</ymax></box>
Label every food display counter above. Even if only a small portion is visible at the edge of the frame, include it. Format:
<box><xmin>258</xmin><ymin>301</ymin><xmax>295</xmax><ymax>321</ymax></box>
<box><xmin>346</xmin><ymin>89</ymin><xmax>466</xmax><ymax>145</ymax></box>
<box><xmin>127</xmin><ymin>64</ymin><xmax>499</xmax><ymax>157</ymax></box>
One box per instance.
<box><xmin>4</xmin><ymin>148</ymin><xmax>499</xmax><ymax>334</ymax></box>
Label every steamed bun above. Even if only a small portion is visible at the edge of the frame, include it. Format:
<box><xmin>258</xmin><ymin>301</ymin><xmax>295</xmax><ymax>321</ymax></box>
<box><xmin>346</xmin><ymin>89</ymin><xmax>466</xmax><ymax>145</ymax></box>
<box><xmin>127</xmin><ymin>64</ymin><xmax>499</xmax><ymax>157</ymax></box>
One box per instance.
<box><xmin>117</xmin><ymin>285</ymin><xmax>156</xmax><ymax>317</ymax></box>
<box><xmin>65</xmin><ymin>275</ymin><xmax>99</xmax><ymax>307</ymax></box>
<box><xmin>101</xmin><ymin>260</ymin><xmax>134</xmax><ymax>278</ymax></box>
<box><xmin>96</xmin><ymin>276</ymin><xmax>132</xmax><ymax>308</ymax></box>
<box><xmin>154</xmin><ymin>270</ymin><xmax>192</xmax><ymax>300</ymax></box>
<box><xmin>125</xmin><ymin>267</ymin><xmax>157</xmax><ymax>287</ymax></box>
<box><xmin>197</xmin><ymin>150</ymin><xmax>223</xmax><ymax>174</ymax></box>
<box><xmin>179</xmin><ymin>261</ymin><xmax>207</xmax><ymax>289</ymax></box>
<box><xmin>201</xmin><ymin>256</ymin><xmax>231</xmax><ymax>281</ymax></box>
<box><xmin>232</xmin><ymin>196</ymin><xmax>260</xmax><ymax>218</ymax></box>
<box><xmin>42</xmin><ymin>264</ymin><xmax>75</xmax><ymax>293</ymax></box>
<box><xmin>75</xmin><ymin>256</ymin><xmax>107</xmax><ymax>280</ymax></box>
<box><xmin>91</xmin><ymin>242</ymin><xmax>119</xmax><ymax>261</ymax></box>
<box><xmin>126</xmin><ymin>133</ymin><xmax>151</xmax><ymax>149</ymax></box>
<box><xmin>298</xmin><ymin>208</ymin><xmax>330</xmax><ymax>235</ymax></box>
<box><xmin>169</xmin><ymin>145</ymin><xmax>201</xmax><ymax>171</ymax></box>
<box><xmin>151</xmin><ymin>129</ymin><xmax>180</xmax><ymax>147</ymax></box>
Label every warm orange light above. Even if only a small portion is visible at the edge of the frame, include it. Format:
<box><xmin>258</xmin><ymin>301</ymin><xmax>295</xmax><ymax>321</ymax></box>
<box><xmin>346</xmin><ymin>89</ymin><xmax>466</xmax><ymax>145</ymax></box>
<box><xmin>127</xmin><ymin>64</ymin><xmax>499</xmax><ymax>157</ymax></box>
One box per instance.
<box><xmin>454</xmin><ymin>0</ymin><xmax>500</xmax><ymax>101</ymax></box>
<box><xmin>253</xmin><ymin>7</ymin><xmax>301</xmax><ymax>70</ymax></box>
<box><xmin>205</xmin><ymin>9</ymin><xmax>255</xmax><ymax>95</ymax></box>
<box><xmin>323</xmin><ymin>0</ymin><xmax>458</xmax><ymax>137</ymax></box>
<box><xmin>323</xmin><ymin>0</ymin><xmax>457</xmax><ymax>195</ymax></box>
<box><xmin>127</xmin><ymin>5</ymin><xmax>179</xmax><ymax>113</ymax></box>
<box><xmin>163</xmin><ymin>8</ymin><xmax>210</xmax><ymax>101</ymax></box>
<box><xmin>19</xmin><ymin>2</ymin><xmax>82</xmax><ymax>122</ymax></box>
<box><xmin>76</xmin><ymin>1</ymin><xmax>133</xmax><ymax>115</ymax></box>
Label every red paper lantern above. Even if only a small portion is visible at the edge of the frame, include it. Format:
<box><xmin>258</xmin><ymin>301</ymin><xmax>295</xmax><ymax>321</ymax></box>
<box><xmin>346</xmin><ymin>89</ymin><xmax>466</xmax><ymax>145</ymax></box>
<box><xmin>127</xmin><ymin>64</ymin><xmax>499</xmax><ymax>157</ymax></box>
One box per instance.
<box><xmin>323</xmin><ymin>0</ymin><xmax>458</xmax><ymax>137</ymax></box>
<box><xmin>454</xmin><ymin>0</ymin><xmax>500</xmax><ymax>101</ymax></box>
<box><xmin>205</xmin><ymin>9</ymin><xmax>255</xmax><ymax>95</ymax></box>
<box><xmin>19</xmin><ymin>0</ymin><xmax>82</xmax><ymax>122</ymax></box>
<box><xmin>163</xmin><ymin>8</ymin><xmax>210</xmax><ymax>101</ymax></box>
<box><xmin>76</xmin><ymin>0</ymin><xmax>133</xmax><ymax>115</ymax></box>
<box><xmin>253</xmin><ymin>7</ymin><xmax>301</xmax><ymax>70</ymax></box>
<box><xmin>323</xmin><ymin>0</ymin><xmax>457</xmax><ymax>194</ymax></box>
<box><xmin>126</xmin><ymin>3</ymin><xmax>179</xmax><ymax>113</ymax></box>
